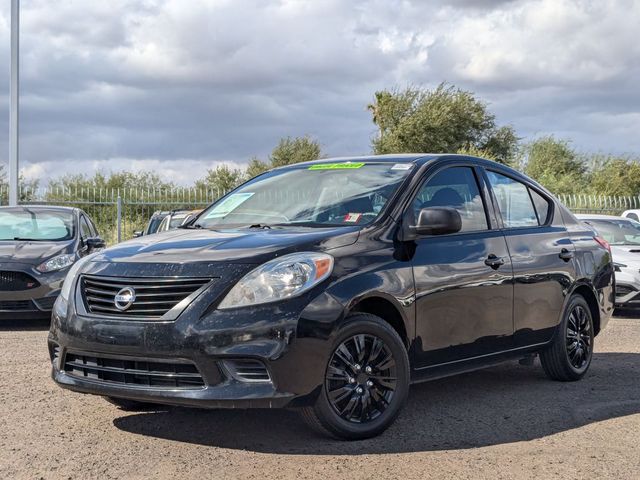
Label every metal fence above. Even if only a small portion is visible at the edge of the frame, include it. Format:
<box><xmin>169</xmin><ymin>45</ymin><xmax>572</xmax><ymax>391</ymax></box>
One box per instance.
<box><xmin>556</xmin><ymin>194</ymin><xmax>640</xmax><ymax>215</ymax></box>
<box><xmin>1</xmin><ymin>186</ymin><xmax>227</xmax><ymax>245</ymax></box>
<box><xmin>2</xmin><ymin>185</ymin><xmax>640</xmax><ymax>245</ymax></box>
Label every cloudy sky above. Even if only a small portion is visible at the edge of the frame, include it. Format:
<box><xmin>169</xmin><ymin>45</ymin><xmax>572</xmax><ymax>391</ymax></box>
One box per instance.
<box><xmin>0</xmin><ymin>0</ymin><xmax>639</xmax><ymax>185</ymax></box>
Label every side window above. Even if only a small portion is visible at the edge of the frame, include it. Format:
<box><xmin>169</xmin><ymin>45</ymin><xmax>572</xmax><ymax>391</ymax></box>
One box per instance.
<box><xmin>413</xmin><ymin>167</ymin><xmax>488</xmax><ymax>232</ymax></box>
<box><xmin>627</xmin><ymin>213</ymin><xmax>639</xmax><ymax>222</ymax></box>
<box><xmin>486</xmin><ymin>171</ymin><xmax>538</xmax><ymax>228</ymax></box>
<box><xmin>529</xmin><ymin>188</ymin><xmax>552</xmax><ymax>225</ymax></box>
<box><xmin>88</xmin><ymin>217</ymin><xmax>99</xmax><ymax>236</ymax></box>
<box><xmin>79</xmin><ymin>216</ymin><xmax>91</xmax><ymax>240</ymax></box>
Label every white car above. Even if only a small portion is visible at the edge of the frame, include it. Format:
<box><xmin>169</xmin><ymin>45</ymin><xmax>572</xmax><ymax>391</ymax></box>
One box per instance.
<box><xmin>621</xmin><ymin>209</ymin><xmax>640</xmax><ymax>222</ymax></box>
<box><xmin>577</xmin><ymin>214</ymin><xmax>640</xmax><ymax>308</ymax></box>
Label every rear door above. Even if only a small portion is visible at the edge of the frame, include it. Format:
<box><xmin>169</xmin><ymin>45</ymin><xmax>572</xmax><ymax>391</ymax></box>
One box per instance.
<box><xmin>484</xmin><ymin>169</ymin><xmax>577</xmax><ymax>347</ymax></box>
<box><xmin>411</xmin><ymin>165</ymin><xmax>515</xmax><ymax>368</ymax></box>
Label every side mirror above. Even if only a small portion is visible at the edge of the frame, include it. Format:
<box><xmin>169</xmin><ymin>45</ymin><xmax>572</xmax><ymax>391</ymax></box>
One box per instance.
<box><xmin>133</xmin><ymin>231</ymin><xmax>143</xmax><ymax>238</ymax></box>
<box><xmin>86</xmin><ymin>237</ymin><xmax>106</xmax><ymax>250</ymax></box>
<box><xmin>411</xmin><ymin>207</ymin><xmax>462</xmax><ymax>236</ymax></box>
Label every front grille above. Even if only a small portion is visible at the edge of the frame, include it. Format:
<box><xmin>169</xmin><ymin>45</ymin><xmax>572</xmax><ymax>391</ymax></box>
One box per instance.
<box><xmin>0</xmin><ymin>271</ymin><xmax>40</xmax><ymax>291</ymax></box>
<box><xmin>81</xmin><ymin>275</ymin><xmax>210</xmax><ymax>318</ymax></box>
<box><xmin>221</xmin><ymin>359</ymin><xmax>272</xmax><ymax>383</ymax></box>
<box><xmin>0</xmin><ymin>300</ymin><xmax>35</xmax><ymax>311</ymax></box>
<box><xmin>63</xmin><ymin>352</ymin><xmax>205</xmax><ymax>389</ymax></box>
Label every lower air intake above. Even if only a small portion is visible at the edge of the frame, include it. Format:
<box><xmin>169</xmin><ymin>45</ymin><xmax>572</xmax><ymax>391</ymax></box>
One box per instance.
<box><xmin>221</xmin><ymin>359</ymin><xmax>272</xmax><ymax>383</ymax></box>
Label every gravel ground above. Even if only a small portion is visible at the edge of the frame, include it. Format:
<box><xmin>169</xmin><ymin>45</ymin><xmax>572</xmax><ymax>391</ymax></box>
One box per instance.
<box><xmin>1</xmin><ymin>315</ymin><xmax>639</xmax><ymax>480</ymax></box>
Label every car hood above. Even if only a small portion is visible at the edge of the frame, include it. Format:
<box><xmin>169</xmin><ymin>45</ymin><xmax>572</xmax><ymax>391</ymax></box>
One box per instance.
<box><xmin>91</xmin><ymin>226</ymin><xmax>361</xmax><ymax>264</ymax></box>
<box><xmin>610</xmin><ymin>245</ymin><xmax>640</xmax><ymax>265</ymax></box>
<box><xmin>0</xmin><ymin>240</ymin><xmax>74</xmax><ymax>265</ymax></box>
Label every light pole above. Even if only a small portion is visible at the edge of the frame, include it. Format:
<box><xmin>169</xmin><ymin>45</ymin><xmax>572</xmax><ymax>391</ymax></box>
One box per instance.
<box><xmin>9</xmin><ymin>0</ymin><xmax>19</xmax><ymax>206</ymax></box>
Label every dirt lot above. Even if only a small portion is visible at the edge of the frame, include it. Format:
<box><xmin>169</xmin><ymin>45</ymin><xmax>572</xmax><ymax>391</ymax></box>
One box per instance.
<box><xmin>1</xmin><ymin>316</ymin><xmax>639</xmax><ymax>480</ymax></box>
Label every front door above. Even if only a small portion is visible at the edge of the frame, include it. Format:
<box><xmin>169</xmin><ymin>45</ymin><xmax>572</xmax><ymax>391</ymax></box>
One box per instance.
<box><xmin>410</xmin><ymin>166</ymin><xmax>514</xmax><ymax>368</ymax></box>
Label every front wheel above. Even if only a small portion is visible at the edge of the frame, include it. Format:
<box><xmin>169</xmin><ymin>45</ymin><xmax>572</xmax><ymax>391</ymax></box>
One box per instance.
<box><xmin>301</xmin><ymin>313</ymin><xmax>410</xmax><ymax>440</ymax></box>
<box><xmin>540</xmin><ymin>294</ymin><xmax>594</xmax><ymax>381</ymax></box>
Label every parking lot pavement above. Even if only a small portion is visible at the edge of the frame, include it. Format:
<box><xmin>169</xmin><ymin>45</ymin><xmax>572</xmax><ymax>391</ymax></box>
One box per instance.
<box><xmin>1</xmin><ymin>317</ymin><xmax>639</xmax><ymax>480</ymax></box>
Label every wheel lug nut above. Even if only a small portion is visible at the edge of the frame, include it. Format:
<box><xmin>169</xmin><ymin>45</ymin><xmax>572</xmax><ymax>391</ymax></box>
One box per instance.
<box><xmin>365</xmin><ymin>366</ymin><xmax>372</xmax><ymax>374</ymax></box>
<box><xmin>355</xmin><ymin>387</ymin><xmax>363</xmax><ymax>394</ymax></box>
<box><xmin>366</xmin><ymin>380</ymin><xmax>373</xmax><ymax>388</ymax></box>
<box><xmin>348</xmin><ymin>377</ymin><xmax>356</xmax><ymax>384</ymax></box>
<box><xmin>354</xmin><ymin>364</ymin><xmax>361</xmax><ymax>371</ymax></box>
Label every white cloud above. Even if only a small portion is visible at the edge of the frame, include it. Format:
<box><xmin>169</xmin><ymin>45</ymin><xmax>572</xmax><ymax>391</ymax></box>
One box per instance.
<box><xmin>0</xmin><ymin>0</ymin><xmax>638</xmax><ymax>186</ymax></box>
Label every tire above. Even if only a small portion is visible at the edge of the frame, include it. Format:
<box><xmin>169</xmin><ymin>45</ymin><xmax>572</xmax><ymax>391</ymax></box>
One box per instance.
<box><xmin>104</xmin><ymin>396</ymin><xmax>153</xmax><ymax>411</ymax></box>
<box><xmin>540</xmin><ymin>294</ymin><xmax>594</xmax><ymax>381</ymax></box>
<box><xmin>301</xmin><ymin>313</ymin><xmax>410</xmax><ymax>440</ymax></box>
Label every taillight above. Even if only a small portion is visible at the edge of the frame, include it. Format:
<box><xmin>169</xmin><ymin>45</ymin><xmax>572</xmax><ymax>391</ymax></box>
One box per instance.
<box><xmin>594</xmin><ymin>236</ymin><xmax>611</xmax><ymax>253</ymax></box>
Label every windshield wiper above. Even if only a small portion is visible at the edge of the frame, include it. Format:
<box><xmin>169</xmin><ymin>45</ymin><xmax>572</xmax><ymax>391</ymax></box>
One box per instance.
<box><xmin>179</xmin><ymin>223</ymin><xmax>203</xmax><ymax>229</ymax></box>
<box><xmin>247</xmin><ymin>223</ymin><xmax>272</xmax><ymax>229</ymax></box>
<box><xmin>12</xmin><ymin>237</ymin><xmax>43</xmax><ymax>241</ymax></box>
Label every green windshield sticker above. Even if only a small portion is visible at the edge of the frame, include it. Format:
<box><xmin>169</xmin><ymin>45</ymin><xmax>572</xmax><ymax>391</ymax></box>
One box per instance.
<box><xmin>308</xmin><ymin>162</ymin><xmax>365</xmax><ymax>170</ymax></box>
<box><xmin>204</xmin><ymin>192</ymin><xmax>254</xmax><ymax>219</ymax></box>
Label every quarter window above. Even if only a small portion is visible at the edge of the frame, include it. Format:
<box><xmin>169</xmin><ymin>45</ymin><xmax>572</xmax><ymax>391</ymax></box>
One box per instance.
<box><xmin>529</xmin><ymin>188</ymin><xmax>552</xmax><ymax>225</ymax></box>
<box><xmin>486</xmin><ymin>171</ymin><xmax>538</xmax><ymax>228</ymax></box>
<box><xmin>413</xmin><ymin>167</ymin><xmax>488</xmax><ymax>232</ymax></box>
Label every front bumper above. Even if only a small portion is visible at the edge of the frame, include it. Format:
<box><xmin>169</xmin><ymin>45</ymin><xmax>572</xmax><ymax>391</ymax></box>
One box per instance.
<box><xmin>0</xmin><ymin>263</ymin><xmax>65</xmax><ymax>320</ymax></box>
<box><xmin>48</xmin><ymin>262</ymin><xmax>345</xmax><ymax>409</ymax></box>
<box><xmin>613</xmin><ymin>268</ymin><xmax>640</xmax><ymax>308</ymax></box>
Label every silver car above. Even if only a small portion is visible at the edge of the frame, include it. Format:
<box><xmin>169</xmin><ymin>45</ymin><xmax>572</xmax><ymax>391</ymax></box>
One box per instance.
<box><xmin>577</xmin><ymin>214</ymin><xmax>640</xmax><ymax>308</ymax></box>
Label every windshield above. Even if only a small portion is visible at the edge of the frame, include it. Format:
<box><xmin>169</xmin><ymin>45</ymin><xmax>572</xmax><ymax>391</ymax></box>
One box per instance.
<box><xmin>0</xmin><ymin>209</ymin><xmax>75</xmax><ymax>241</ymax></box>
<box><xmin>586</xmin><ymin>219</ymin><xmax>640</xmax><ymax>245</ymax></box>
<box><xmin>196</xmin><ymin>162</ymin><xmax>414</xmax><ymax>228</ymax></box>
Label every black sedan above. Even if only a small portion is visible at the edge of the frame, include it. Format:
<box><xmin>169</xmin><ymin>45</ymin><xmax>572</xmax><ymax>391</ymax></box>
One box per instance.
<box><xmin>0</xmin><ymin>206</ymin><xmax>105</xmax><ymax>320</ymax></box>
<box><xmin>49</xmin><ymin>155</ymin><xmax>614</xmax><ymax>439</ymax></box>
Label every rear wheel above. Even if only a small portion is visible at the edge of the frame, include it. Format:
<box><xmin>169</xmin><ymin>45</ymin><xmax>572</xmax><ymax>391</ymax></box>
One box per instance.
<box><xmin>301</xmin><ymin>313</ymin><xmax>409</xmax><ymax>440</ymax></box>
<box><xmin>540</xmin><ymin>294</ymin><xmax>594</xmax><ymax>381</ymax></box>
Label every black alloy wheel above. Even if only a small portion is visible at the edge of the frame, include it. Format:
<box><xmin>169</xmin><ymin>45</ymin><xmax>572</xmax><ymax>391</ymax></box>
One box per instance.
<box><xmin>540</xmin><ymin>294</ymin><xmax>595</xmax><ymax>381</ymax></box>
<box><xmin>300</xmin><ymin>313</ymin><xmax>409</xmax><ymax>440</ymax></box>
<box><xmin>566</xmin><ymin>303</ymin><xmax>592</xmax><ymax>370</ymax></box>
<box><xmin>325</xmin><ymin>333</ymin><xmax>397</xmax><ymax>423</ymax></box>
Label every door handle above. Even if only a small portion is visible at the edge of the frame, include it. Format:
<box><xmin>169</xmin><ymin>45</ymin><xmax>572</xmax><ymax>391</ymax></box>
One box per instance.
<box><xmin>559</xmin><ymin>248</ymin><xmax>574</xmax><ymax>262</ymax></box>
<box><xmin>484</xmin><ymin>254</ymin><xmax>505</xmax><ymax>269</ymax></box>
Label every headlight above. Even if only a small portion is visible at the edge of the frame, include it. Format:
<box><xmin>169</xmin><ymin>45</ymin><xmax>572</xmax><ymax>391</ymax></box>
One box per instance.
<box><xmin>36</xmin><ymin>253</ymin><xmax>76</xmax><ymax>273</ymax></box>
<box><xmin>614</xmin><ymin>262</ymin><xmax>628</xmax><ymax>272</ymax></box>
<box><xmin>218</xmin><ymin>252</ymin><xmax>334</xmax><ymax>309</ymax></box>
<box><xmin>59</xmin><ymin>252</ymin><xmax>99</xmax><ymax>302</ymax></box>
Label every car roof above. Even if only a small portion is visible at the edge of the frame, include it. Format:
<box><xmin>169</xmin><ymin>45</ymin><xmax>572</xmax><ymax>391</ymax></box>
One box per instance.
<box><xmin>622</xmin><ymin>209</ymin><xmax>640</xmax><ymax>214</ymax></box>
<box><xmin>575</xmin><ymin>214</ymin><xmax>623</xmax><ymax>220</ymax></box>
<box><xmin>279</xmin><ymin>153</ymin><xmax>517</xmax><ymax>169</ymax></box>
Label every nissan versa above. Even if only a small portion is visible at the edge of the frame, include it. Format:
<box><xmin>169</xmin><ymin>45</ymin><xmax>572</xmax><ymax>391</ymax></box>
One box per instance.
<box><xmin>0</xmin><ymin>206</ymin><xmax>105</xmax><ymax>320</ymax></box>
<box><xmin>49</xmin><ymin>155</ymin><xmax>614</xmax><ymax>439</ymax></box>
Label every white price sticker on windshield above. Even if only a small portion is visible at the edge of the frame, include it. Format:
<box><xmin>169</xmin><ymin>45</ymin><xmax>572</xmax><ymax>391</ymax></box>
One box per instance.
<box><xmin>205</xmin><ymin>193</ymin><xmax>254</xmax><ymax>219</ymax></box>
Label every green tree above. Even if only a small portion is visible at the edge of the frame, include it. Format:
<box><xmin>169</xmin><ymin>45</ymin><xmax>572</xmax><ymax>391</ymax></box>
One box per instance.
<box><xmin>368</xmin><ymin>83</ymin><xmax>518</xmax><ymax>164</ymax></box>
<box><xmin>269</xmin><ymin>136</ymin><xmax>322</xmax><ymax>168</ymax></box>
<box><xmin>0</xmin><ymin>165</ymin><xmax>40</xmax><ymax>203</ymax></box>
<box><xmin>520</xmin><ymin>136</ymin><xmax>587</xmax><ymax>194</ymax></box>
<box><xmin>194</xmin><ymin>165</ymin><xmax>244</xmax><ymax>194</ymax></box>
<box><xmin>246</xmin><ymin>157</ymin><xmax>270</xmax><ymax>179</ymax></box>
<box><xmin>588</xmin><ymin>156</ymin><xmax>640</xmax><ymax>196</ymax></box>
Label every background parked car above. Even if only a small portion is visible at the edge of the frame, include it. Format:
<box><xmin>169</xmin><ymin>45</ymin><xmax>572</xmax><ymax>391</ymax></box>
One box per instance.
<box><xmin>132</xmin><ymin>210</ymin><xmax>170</xmax><ymax>238</ymax></box>
<box><xmin>621</xmin><ymin>209</ymin><xmax>640</xmax><ymax>222</ymax></box>
<box><xmin>0</xmin><ymin>206</ymin><xmax>105</xmax><ymax>320</ymax></box>
<box><xmin>155</xmin><ymin>209</ymin><xmax>202</xmax><ymax>232</ymax></box>
<box><xmin>577</xmin><ymin>214</ymin><xmax>640</xmax><ymax>309</ymax></box>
